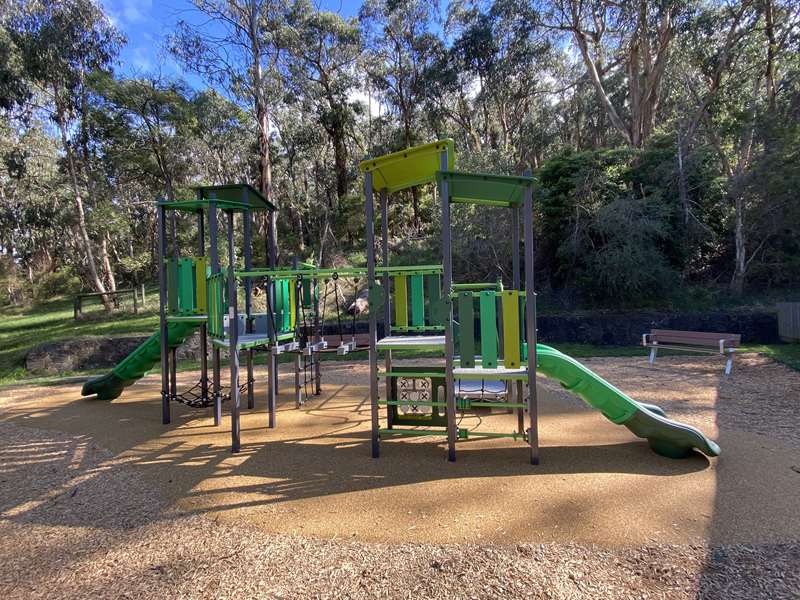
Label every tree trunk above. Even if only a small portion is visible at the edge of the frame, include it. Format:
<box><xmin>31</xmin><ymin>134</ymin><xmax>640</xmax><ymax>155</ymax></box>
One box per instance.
<box><xmin>55</xmin><ymin>104</ymin><xmax>109</xmax><ymax>310</ymax></box>
<box><xmin>730</xmin><ymin>192</ymin><xmax>746</xmax><ymax>295</ymax></box>
<box><xmin>101</xmin><ymin>233</ymin><xmax>117</xmax><ymax>293</ymax></box>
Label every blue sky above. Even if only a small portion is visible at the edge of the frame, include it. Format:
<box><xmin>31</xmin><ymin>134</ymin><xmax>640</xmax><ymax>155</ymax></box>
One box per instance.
<box><xmin>100</xmin><ymin>0</ymin><xmax>364</xmax><ymax>86</ymax></box>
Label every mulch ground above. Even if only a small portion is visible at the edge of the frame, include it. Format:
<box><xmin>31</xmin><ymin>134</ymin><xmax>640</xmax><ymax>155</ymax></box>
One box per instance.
<box><xmin>1</xmin><ymin>353</ymin><xmax>799</xmax><ymax>598</ymax></box>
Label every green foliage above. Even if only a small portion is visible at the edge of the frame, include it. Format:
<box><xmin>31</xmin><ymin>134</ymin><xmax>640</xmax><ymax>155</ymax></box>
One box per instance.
<box><xmin>538</xmin><ymin>148</ymin><xmax>679</xmax><ymax>305</ymax></box>
<box><xmin>33</xmin><ymin>269</ymin><xmax>82</xmax><ymax>302</ymax></box>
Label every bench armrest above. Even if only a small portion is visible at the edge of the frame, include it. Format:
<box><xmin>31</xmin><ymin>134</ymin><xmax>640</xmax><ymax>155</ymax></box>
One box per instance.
<box><xmin>642</xmin><ymin>333</ymin><xmax>656</xmax><ymax>346</ymax></box>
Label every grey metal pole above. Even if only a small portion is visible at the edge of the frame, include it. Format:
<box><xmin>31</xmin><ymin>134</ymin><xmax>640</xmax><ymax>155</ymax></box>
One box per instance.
<box><xmin>511</xmin><ymin>194</ymin><xmax>521</xmax><ymax>426</ymax></box>
<box><xmin>266</xmin><ymin>273</ymin><xmax>277</xmax><ymax>429</ymax></box>
<box><xmin>157</xmin><ymin>203</ymin><xmax>171</xmax><ymax>425</ymax></box>
<box><xmin>523</xmin><ymin>178</ymin><xmax>539</xmax><ymax>465</ymax></box>
<box><xmin>365</xmin><ymin>171</ymin><xmax>380</xmax><ymax>458</ymax></box>
<box><xmin>313</xmin><ymin>276</ymin><xmax>321</xmax><ymax>395</ymax></box>
<box><xmin>440</xmin><ymin>150</ymin><xmax>456</xmax><ymax>462</ymax></box>
<box><xmin>209</xmin><ymin>200</ymin><xmax>222</xmax><ymax>426</ymax></box>
<box><xmin>169</xmin><ymin>205</ymin><xmax>178</xmax><ymax>406</ymax></box>
<box><xmin>243</xmin><ymin>206</ymin><xmax>254</xmax><ymax>410</ymax></box>
<box><xmin>198</xmin><ymin>207</ymin><xmax>209</xmax><ymax>407</ymax></box>
<box><xmin>226</xmin><ymin>210</ymin><xmax>241</xmax><ymax>453</ymax></box>
<box><xmin>380</xmin><ymin>188</ymin><xmax>392</xmax><ymax>428</ymax></box>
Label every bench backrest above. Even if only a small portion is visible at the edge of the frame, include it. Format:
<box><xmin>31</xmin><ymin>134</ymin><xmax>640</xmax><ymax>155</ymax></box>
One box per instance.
<box><xmin>650</xmin><ymin>329</ymin><xmax>741</xmax><ymax>348</ymax></box>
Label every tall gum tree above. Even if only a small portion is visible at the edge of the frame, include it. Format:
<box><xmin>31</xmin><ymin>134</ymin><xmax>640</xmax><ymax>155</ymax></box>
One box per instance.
<box><xmin>171</xmin><ymin>0</ymin><xmax>291</xmax><ymax>265</ymax></box>
<box><xmin>12</xmin><ymin>0</ymin><xmax>123</xmax><ymax>308</ymax></box>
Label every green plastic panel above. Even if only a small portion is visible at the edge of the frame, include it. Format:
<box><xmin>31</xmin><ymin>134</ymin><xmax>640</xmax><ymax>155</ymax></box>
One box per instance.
<box><xmin>458</xmin><ymin>292</ymin><xmax>476</xmax><ymax>368</ymax></box>
<box><xmin>167</xmin><ymin>259</ymin><xmax>178</xmax><ymax>314</ymax></box>
<box><xmin>369</xmin><ymin>282</ymin><xmax>385</xmax><ymax>314</ymax></box>
<box><xmin>502</xmin><ymin>291</ymin><xmax>521</xmax><ymax>368</ymax></box>
<box><xmin>394</xmin><ymin>275</ymin><xmax>408</xmax><ymax>329</ymax></box>
<box><xmin>178</xmin><ymin>258</ymin><xmax>195</xmax><ymax>313</ymax></box>
<box><xmin>301</xmin><ymin>278</ymin><xmax>312</xmax><ymax>308</ymax></box>
<box><xmin>425</xmin><ymin>275</ymin><xmax>441</xmax><ymax>325</ymax></box>
<box><xmin>194</xmin><ymin>257</ymin><xmax>207</xmax><ymax>313</ymax></box>
<box><xmin>437</xmin><ymin>171</ymin><xmax>533</xmax><ymax>206</ymax></box>
<box><xmin>207</xmin><ymin>272</ymin><xmax>227</xmax><ymax>338</ymax></box>
<box><xmin>359</xmin><ymin>140</ymin><xmax>455</xmax><ymax>193</ymax></box>
<box><xmin>479</xmin><ymin>291</ymin><xmax>498</xmax><ymax>368</ymax></box>
<box><xmin>410</xmin><ymin>275</ymin><xmax>424</xmax><ymax>327</ymax></box>
<box><xmin>281</xmin><ymin>280</ymin><xmax>291</xmax><ymax>332</ymax></box>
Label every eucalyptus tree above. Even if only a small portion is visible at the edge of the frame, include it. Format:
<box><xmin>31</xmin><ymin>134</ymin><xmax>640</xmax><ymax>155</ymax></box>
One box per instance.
<box><xmin>284</xmin><ymin>6</ymin><xmax>361</xmax><ymax>202</ymax></box>
<box><xmin>543</xmin><ymin>0</ymin><xmax>687</xmax><ymax>148</ymax></box>
<box><xmin>171</xmin><ymin>0</ymin><xmax>294</xmax><ymax>264</ymax></box>
<box><xmin>446</xmin><ymin>0</ymin><xmax>558</xmax><ymax>165</ymax></box>
<box><xmin>360</xmin><ymin>0</ymin><xmax>444</xmax><ymax>231</ymax></box>
<box><xmin>191</xmin><ymin>90</ymin><xmax>254</xmax><ymax>185</ymax></box>
<box><xmin>11</xmin><ymin>0</ymin><xmax>123</xmax><ymax>305</ymax></box>
<box><xmin>91</xmin><ymin>74</ymin><xmax>195</xmax><ymax>202</ymax></box>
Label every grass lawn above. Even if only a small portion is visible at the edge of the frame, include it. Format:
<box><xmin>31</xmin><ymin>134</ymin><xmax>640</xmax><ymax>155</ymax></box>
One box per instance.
<box><xmin>0</xmin><ymin>297</ymin><xmax>159</xmax><ymax>385</ymax></box>
<box><xmin>0</xmin><ymin>296</ymin><xmax>798</xmax><ymax>387</ymax></box>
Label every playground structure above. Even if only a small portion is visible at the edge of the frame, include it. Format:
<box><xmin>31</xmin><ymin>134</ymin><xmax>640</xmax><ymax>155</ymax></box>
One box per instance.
<box><xmin>82</xmin><ymin>140</ymin><xmax>721</xmax><ymax>463</ymax></box>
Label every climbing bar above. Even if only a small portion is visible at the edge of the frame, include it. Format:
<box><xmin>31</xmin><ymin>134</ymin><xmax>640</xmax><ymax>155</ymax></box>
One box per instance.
<box><xmin>377</xmin><ymin>370</ymin><xmax>447</xmax><ymax>378</ymax></box>
<box><xmin>452</xmin><ymin>282</ymin><xmax>501</xmax><ymax>291</ymax></box>
<box><xmin>455</xmin><ymin>398</ymin><xmax>527</xmax><ymax>410</ymax></box>
<box><xmin>450</xmin><ymin>289</ymin><xmax>521</xmax><ymax>299</ymax></box>
<box><xmin>458</xmin><ymin>429</ymin><xmax>527</xmax><ymax>441</ymax></box>
<box><xmin>378</xmin><ymin>428</ymin><xmax>448</xmax><ymax>438</ymax></box>
<box><xmin>377</xmin><ymin>400</ymin><xmax>447</xmax><ymax>408</ymax></box>
<box><xmin>235</xmin><ymin>265</ymin><xmax>443</xmax><ymax>279</ymax></box>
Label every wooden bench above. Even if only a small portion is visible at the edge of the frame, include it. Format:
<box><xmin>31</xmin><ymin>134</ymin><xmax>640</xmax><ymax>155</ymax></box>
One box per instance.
<box><xmin>642</xmin><ymin>329</ymin><xmax>741</xmax><ymax>376</ymax></box>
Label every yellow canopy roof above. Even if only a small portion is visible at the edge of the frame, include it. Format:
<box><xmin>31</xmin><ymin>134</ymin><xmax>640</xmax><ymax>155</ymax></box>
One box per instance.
<box><xmin>359</xmin><ymin>140</ymin><xmax>455</xmax><ymax>193</ymax></box>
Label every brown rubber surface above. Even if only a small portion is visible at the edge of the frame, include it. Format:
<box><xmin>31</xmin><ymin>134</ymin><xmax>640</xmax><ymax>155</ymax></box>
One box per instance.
<box><xmin>1</xmin><ymin>354</ymin><xmax>798</xmax><ymax>547</ymax></box>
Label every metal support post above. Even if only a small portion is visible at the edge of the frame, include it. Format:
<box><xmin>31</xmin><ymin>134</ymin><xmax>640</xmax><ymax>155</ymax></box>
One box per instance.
<box><xmin>226</xmin><ymin>210</ymin><xmax>241</xmax><ymax>452</ymax></box>
<box><xmin>157</xmin><ymin>203</ymin><xmax>171</xmax><ymax>425</ymax></box>
<box><xmin>198</xmin><ymin>207</ymin><xmax>209</xmax><ymax>406</ymax></box>
<box><xmin>243</xmin><ymin>205</ymin><xmax>254</xmax><ymax>409</ymax></box>
<box><xmin>365</xmin><ymin>172</ymin><xmax>380</xmax><ymax>458</ymax></box>
<box><xmin>208</xmin><ymin>200</ymin><xmax>222</xmax><ymax>426</ymax></box>
<box><xmin>440</xmin><ymin>149</ymin><xmax>457</xmax><ymax>462</ymax></box>
<box><xmin>380</xmin><ymin>188</ymin><xmax>393</xmax><ymax>428</ymax></box>
<box><xmin>523</xmin><ymin>177</ymin><xmax>539</xmax><ymax>465</ymax></box>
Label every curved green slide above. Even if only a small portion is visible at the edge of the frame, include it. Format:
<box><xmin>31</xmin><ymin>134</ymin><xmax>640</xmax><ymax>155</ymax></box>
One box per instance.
<box><xmin>535</xmin><ymin>344</ymin><xmax>720</xmax><ymax>458</ymax></box>
<box><xmin>81</xmin><ymin>320</ymin><xmax>203</xmax><ymax>401</ymax></box>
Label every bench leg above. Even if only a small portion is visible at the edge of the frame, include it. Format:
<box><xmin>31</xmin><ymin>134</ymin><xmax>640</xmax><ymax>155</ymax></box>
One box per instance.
<box><xmin>724</xmin><ymin>354</ymin><xmax>734</xmax><ymax>376</ymax></box>
<box><xmin>648</xmin><ymin>346</ymin><xmax>658</xmax><ymax>365</ymax></box>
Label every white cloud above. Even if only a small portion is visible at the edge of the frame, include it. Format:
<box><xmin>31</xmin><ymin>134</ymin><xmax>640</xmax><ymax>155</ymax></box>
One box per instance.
<box><xmin>122</xmin><ymin>0</ymin><xmax>152</xmax><ymax>24</ymax></box>
<box><xmin>102</xmin><ymin>0</ymin><xmax>153</xmax><ymax>26</ymax></box>
<box><xmin>349</xmin><ymin>88</ymin><xmax>382</xmax><ymax>118</ymax></box>
<box><xmin>131</xmin><ymin>46</ymin><xmax>154</xmax><ymax>72</ymax></box>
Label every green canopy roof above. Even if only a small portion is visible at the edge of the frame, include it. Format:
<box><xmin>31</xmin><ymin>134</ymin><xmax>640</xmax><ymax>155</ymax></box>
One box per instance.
<box><xmin>359</xmin><ymin>140</ymin><xmax>455</xmax><ymax>193</ymax></box>
<box><xmin>436</xmin><ymin>171</ymin><xmax>534</xmax><ymax>207</ymax></box>
<box><xmin>159</xmin><ymin>183</ymin><xmax>276</xmax><ymax>212</ymax></box>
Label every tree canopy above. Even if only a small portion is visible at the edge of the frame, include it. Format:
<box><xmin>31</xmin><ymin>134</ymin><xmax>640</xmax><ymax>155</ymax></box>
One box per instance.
<box><xmin>0</xmin><ymin>0</ymin><xmax>798</xmax><ymax>309</ymax></box>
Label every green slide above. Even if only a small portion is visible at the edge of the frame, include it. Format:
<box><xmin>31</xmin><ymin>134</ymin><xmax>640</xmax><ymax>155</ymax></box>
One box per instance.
<box><xmin>535</xmin><ymin>344</ymin><xmax>720</xmax><ymax>458</ymax></box>
<box><xmin>81</xmin><ymin>319</ymin><xmax>203</xmax><ymax>401</ymax></box>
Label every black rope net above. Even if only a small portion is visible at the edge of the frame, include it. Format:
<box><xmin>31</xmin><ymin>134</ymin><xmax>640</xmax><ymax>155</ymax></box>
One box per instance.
<box><xmin>172</xmin><ymin>378</ymin><xmax>255</xmax><ymax>408</ymax></box>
